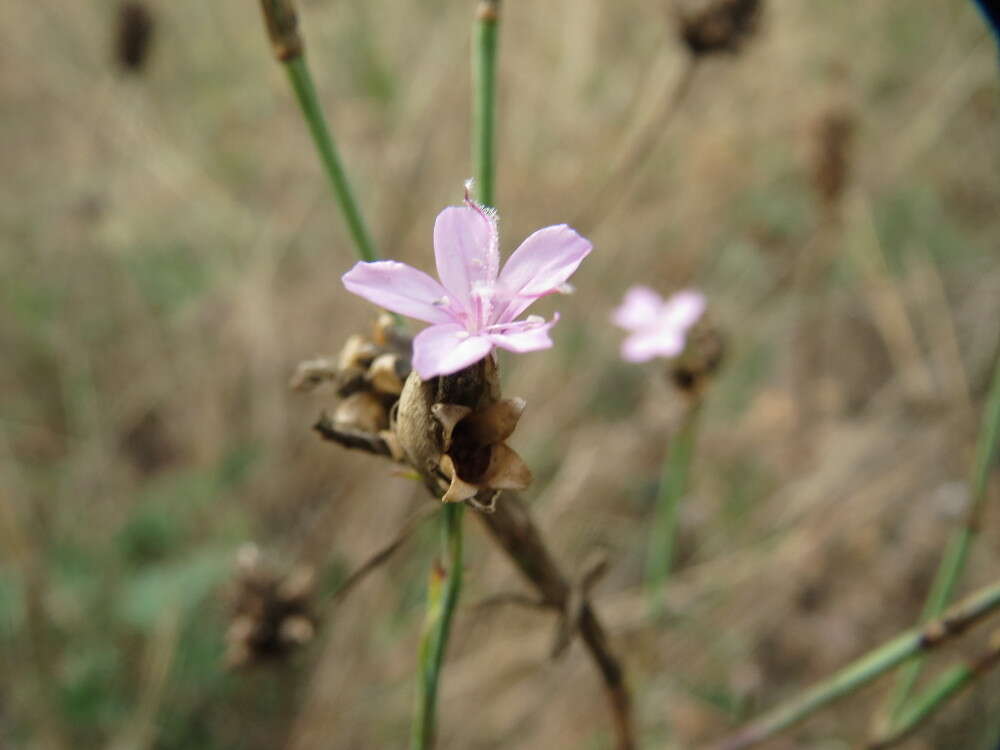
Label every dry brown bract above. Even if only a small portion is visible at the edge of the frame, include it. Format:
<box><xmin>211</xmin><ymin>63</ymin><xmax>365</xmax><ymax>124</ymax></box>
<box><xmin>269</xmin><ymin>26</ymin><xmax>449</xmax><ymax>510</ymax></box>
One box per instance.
<box><xmin>394</xmin><ymin>355</ymin><xmax>531</xmax><ymax>512</ymax></box>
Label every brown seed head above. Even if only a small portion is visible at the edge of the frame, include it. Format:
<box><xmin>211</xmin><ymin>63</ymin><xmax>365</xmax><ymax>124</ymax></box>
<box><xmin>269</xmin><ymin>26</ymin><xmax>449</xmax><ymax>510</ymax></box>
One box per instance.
<box><xmin>674</xmin><ymin>0</ymin><xmax>762</xmax><ymax>56</ymax></box>
<box><xmin>259</xmin><ymin>0</ymin><xmax>303</xmax><ymax>62</ymax></box>
<box><xmin>115</xmin><ymin>1</ymin><xmax>155</xmax><ymax>72</ymax></box>
<box><xmin>225</xmin><ymin>545</ymin><xmax>318</xmax><ymax>668</ymax></box>
<box><xmin>669</xmin><ymin>315</ymin><xmax>725</xmax><ymax>398</ymax></box>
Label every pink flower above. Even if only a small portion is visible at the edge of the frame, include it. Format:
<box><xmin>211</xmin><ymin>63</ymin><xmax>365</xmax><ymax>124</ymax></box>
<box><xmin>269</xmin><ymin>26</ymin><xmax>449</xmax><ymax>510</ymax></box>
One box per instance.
<box><xmin>342</xmin><ymin>198</ymin><xmax>592</xmax><ymax>379</ymax></box>
<box><xmin>612</xmin><ymin>286</ymin><xmax>706</xmax><ymax>363</ymax></box>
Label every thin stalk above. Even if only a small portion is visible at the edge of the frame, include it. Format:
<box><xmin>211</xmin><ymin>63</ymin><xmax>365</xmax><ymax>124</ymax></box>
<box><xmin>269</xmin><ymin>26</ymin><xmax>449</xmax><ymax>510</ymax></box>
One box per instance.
<box><xmin>646</xmin><ymin>400</ymin><xmax>701</xmax><ymax>616</ymax></box>
<box><xmin>574</xmin><ymin>56</ymin><xmax>698</xmax><ymax>231</ymax></box>
<box><xmin>283</xmin><ymin>57</ymin><xmax>379</xmax><ymax>263</ymax></box>
<box><xmin>884</xmin><ymin>351</ymin><xmax>1000</xmax><ymax>721</ymax></box>
<box><xmin>259</xmin><ymin>0</ymin><xmax>379</xmax><ymax>263</ymax></box>
<box><xmin>411</xmin><ymin>4</ymin><xmax>500</xmax><ymax>746</ymax></box>
<box><xmin>710</xmin><ymin>577</ymin><xmax>1000</xmax><ymax>750</ymax></box>
<box><xmin>472</xmin><ymin>1</ymin><xmax>499</xmax><ymax>208</ymax></box>
<box><xmin>868</xmin><ymin>632</ymin><xmax>1000</xmax><ymax>749</ymax></box>
<box><xmin>411</xmin><ymin>504</ymin><xmax>464</xmax><ymax>750</ymax></box>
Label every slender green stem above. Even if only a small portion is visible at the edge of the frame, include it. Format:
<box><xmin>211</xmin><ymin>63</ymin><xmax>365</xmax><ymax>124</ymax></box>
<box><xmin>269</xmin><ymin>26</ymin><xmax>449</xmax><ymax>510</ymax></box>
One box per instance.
<box><xmin>472</xmin><ymin>1</ymin><xmax>499</xmax><ymax>208</ymax></box>
<box><xmin>411</xmin><ymin>5</ymin><xmax>500</xmax><ymax>745</ymax></box>
<box><xmin>258</xmin><ymin>1</ymin><xmax>378</xmax><ymax>263</ymax></box>
<box><xmin>646</xmin><ymin>400</ymin><xmax>701</xmax><ymax>616</ymax></box>
<box><xmin>411</xmin><ymin>505</ymin><xmax>464</xmax><ymax>750</ymax></box>
<box><xmin>885</xmin><ymin>351</ymin><xmax>1000</xmax><ymax>721</ymax></box>
<box><xmin>868</xmin><ymin>633</ymin><xmax>1000</xmax><ymax>749</ymax></box>
<box><xmin>283</xmin><ymin>56</ymin><xmax>379</xmax><ymax>262</ymax></box>
<box><xmin>711</xmin><ymin>578</ymin><xmax>1000</xmax><ymax>750</ymax></box>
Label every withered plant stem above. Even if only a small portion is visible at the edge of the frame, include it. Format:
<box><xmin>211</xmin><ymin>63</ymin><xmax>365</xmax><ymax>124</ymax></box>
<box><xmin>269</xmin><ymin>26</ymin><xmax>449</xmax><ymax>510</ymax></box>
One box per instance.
<box><xmin>479</xmin><ymin>493</ymin><xmax>635</xmax><ymax>750</ymax></box>
<box><xmin>575</xmin><ymin>55</ymin><xmax>698</xmax><ymax>232</ymax></box>
<box><xmin>710</xmin><ymin>577</ymin><xmax>1000</xmax><ymax>750</ymax></box>
<box><xmin>883</xmin><ymin>349</ymin><xmax>1000</xmax><ymax>725</ymax></box>
<box><xmin>331</xmin><ymin>506</ymin><xmax>438</xmax><ymax>605</ymax></box>
<box><xmin>312</xmin><ymin>413</ymin><xmax>394</xmax><ymax>456</ymax></box>
<box><xmin>308</xmin><ymin>422</ymin><xmax>635</xmax><ymax>746</ymax></box>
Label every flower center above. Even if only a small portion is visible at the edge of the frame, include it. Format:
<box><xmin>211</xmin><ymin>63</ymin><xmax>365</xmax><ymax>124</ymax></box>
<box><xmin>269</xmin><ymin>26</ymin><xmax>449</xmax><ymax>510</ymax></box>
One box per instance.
<box><xmin>468</xmin><ymin>282</ymin><xmax>494</xmax><ymax>334</ymax></box>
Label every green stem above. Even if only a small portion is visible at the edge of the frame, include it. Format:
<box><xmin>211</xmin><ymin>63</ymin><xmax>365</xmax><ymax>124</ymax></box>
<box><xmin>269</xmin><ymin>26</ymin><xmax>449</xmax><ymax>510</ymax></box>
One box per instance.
<box><xmin>885</xmin><ymin>351</ymin><xmax>1000</xmax><ymax>721</ymax></box>
<box><xmin>411</xmin><ymin>4</ymin><xmax>498</xmax><ymax>745</ymax></box>
<box><xmin>868</xmin><ymin>635</ymin><xmax>1000</xmax><ymax>749</ymax></box>
<box><xmin>283</xmin><ymin>56</ymin><xmax>379</xmax><ymax>262</ymax></box>
<box><xmin>646</xmin><ymin>400</ymin><xmax>701</xmax><ymax>616</ymax></box>
<box><xmin>411</xmin><ymin>505</ymin><xmax>464</xmax><ymax>750</ymax></box>
<box><xmin>472</xmin><ymin>1</ymin><xmax>499</xmax><ymax>208</ymax></box>
<box><xmin>711</xmin><ymin>577</ymin><xmax>1000</xmax><ymax>750</ymax></box>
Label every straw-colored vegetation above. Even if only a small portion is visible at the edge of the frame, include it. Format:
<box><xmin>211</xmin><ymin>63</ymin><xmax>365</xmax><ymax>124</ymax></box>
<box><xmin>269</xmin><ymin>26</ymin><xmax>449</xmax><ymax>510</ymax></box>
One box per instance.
<box><xmin>2</xmin><ymin>0</ymin><xmax>999</xmax><ymax>748</ymax></box>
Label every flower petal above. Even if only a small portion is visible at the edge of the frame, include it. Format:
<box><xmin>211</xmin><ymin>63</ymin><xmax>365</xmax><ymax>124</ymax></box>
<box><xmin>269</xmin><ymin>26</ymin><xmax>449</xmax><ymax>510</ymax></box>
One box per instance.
<box><xmin>661</xmin><ymin>289</ymin><xmax>706</xmax><ymax>331</ymax></box>
<box><xmin>342</xmin><ymin>261</ymin><xmax>453</xmax><ymax>324</ymax></box>
<box><xmin>486</xmin><ymin>314</ymin><xmax>558</xmax><ymax>353</ymax></box>
<box><xmin>433</xmin><ymin>204</ymin><xmax>499</xmax><ymax>313</ymax></box>
<box><xmin>621</xmin><ymin>329</ymin><xmax>684</xmax><ymax>362</ymax></box>
<box><xmin>411</xmin><ymin>323</ymin><xmax>494</xmax><ymax>379</ymax></box>
<box><xmin>612</xmin><ymin>286</ymin><xmax>663</xmax><ymax>331</ymax></box>
<box><xmin>495</xmin><ymin>224</ymin><xmax>592</xmax><ymax>321</ymax></box>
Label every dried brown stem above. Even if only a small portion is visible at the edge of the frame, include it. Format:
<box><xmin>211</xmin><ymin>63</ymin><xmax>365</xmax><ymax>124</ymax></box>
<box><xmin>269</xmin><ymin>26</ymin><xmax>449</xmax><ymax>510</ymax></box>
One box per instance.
<box><xmin>478</xmin><ymin>494</ymin><xmax>635</xmax><ymax>750</ymax></box>
<box><xmin>311</xmin><ymin>417</ymin><xmax>634</xmax><ymax>748</ymax></box>
<box><xmin>312</xmin><ymin>413</ymin><xmax>393</xmax><ymax>457</ymax></box>
<box><xmin>574</xmin><ymin>55</ymin><xmax>698</xmax><ymax>232</ymax></box>
<box><xmin>472</xmin><ymin>592</ymin><xmax>548</xmax><ymax>610</ymax></box>
<box><xmin>331</xmin><ymin>505</ymin><xmax>437</xmax><ymax>605</ymax></box>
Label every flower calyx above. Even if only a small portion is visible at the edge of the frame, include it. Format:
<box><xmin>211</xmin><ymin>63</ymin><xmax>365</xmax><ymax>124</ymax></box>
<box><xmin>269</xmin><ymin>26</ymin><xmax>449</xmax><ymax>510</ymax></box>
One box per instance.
<box><xmin>394</xmin><ymin>356</ymin><xmax>531</xmax><ymax>512</ymax></box>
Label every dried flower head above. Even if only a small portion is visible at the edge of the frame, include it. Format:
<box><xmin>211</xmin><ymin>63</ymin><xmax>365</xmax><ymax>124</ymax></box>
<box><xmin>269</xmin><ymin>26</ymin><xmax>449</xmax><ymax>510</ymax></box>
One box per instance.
<box><xmin>342</xmin><ymin>188</ymin><xmax>592</xmax><ymax>379</ymax></box>
<box><xmin>674</xmin><ymin>0</ymin><xmax>761</xmax><ymax>56</ymax></box>
<box><xmin>291</xmin><ymin>314</ymin><xmax>410</xmax><ymax>438</ymax></box>
<box><xmin>612</xmin><ymin>287</ymin><xmax>706</xmax><ymax>363</ymax></box>
<box><xmin>810</xmin><ymin>108</ymin><xmax>854</xmax><ymax>208</ymax></box>
<box><xmin>394</xmin><ymin>355</ymin><xmax>530</xmax><ymax>512</ymax></box>
<box><xmin>225</xmin><ymin>545</ymin><xmax>318</xmax><ymax>668</ymax></box>
<box><xmin>668</xmin><ymin>315</ymin><xmax>725</xmax><ymax>396</ymax></box>
<box><xmin>115</xmin><ymin>1</ymin><xmax>155</xmax><ymax>72</ymax></box>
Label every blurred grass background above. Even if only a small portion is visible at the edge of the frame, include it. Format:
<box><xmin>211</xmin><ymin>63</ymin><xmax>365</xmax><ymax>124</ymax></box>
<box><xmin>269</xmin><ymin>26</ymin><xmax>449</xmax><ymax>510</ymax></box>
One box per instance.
<box><xmin>2</xmin><ymin>0</ymin><xmax>999</xmax><ymax>748</ymax></box>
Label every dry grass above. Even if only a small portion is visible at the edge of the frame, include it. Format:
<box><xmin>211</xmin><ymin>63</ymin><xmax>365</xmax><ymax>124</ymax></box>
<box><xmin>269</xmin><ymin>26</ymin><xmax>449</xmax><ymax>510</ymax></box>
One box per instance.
<box><xmin>2</xmin><ymin>0</ymin><xmax>999</xmax><ymax>748</ymax></box>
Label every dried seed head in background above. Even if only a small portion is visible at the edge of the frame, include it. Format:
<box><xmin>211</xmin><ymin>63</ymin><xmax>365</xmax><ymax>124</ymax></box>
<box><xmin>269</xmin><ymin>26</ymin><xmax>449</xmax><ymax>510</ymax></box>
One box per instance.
<box><xmin>809</xmin><ymin>107</ymin><xmax>855</xmax><ymax>209</ymax></box>
<box><xmin>114</xmin><ymin>1</ymin><xmax>155</xmax><ymax>72</ymax></box>
<box><xmin>674</xmin><ymin>0</ymin><xmax>762</xmax><ymax>56</ymax></box>
<box><xmin>670</xmin><ymin>315</ymin><xmax>726</xmax><ymax>397</ymax></box>
<box><xmin>225</xmin><ymin>544</ymin><xmax>318</xmax><ymax>668</ymax></box>
<box><xmin>259</xmin><ymin>0</ymin><xmax>303</xmax><ymax>62</ymax></box>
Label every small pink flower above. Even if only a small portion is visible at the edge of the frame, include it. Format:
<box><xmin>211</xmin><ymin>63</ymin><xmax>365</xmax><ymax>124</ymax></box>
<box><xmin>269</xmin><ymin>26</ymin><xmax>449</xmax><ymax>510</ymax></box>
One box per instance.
<box><xmin>342</xmin><ymin>197</ymin><xmax>592</xmax><ymax>379</ymax></box>
<box><xmin>612</xmin><ymin>286</ymin><xmax>706</xmax><ymax>363</ymax></box>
